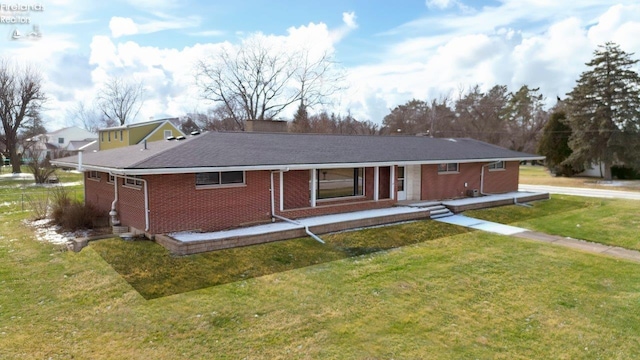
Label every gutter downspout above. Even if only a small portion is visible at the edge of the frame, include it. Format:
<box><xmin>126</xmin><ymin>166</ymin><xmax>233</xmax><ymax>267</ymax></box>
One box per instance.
<box><xmin>270</xmin><ymin>170</ymin><xmax>324</xmax><ymax>244</ymax></box>
<box><xmin>481</xmin><ymin>161</ymin><xmax>531</xmax><ymax>207</ymax></box>
<box><xmin>109</xmin><ymin>174</ymin><xmax>120</xmax><ymax>225</ymax></box>
<box><xmin>113</xmin><ymin>175</ymin><xmax>150</xmax><ymax>232</ymax></box>
<box><xmin>480</xmin><ymin>161</ymin><xmax>502</xmax><ymax>195</ymax></box>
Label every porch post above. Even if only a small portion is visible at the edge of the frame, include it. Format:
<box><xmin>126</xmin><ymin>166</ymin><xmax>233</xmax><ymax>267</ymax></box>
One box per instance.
<box><xmin>374</xmin><ymin>166</ymin><xmax>379</xmax><ymax>201</ymax></box>
<box><xmin>390</xmin><ymin>165</ymin><xmax>396</xmax><ymax>200</ymax></box>
<box><xmin>310</xmin><ymin>168</ymin><xmax>317</xmax><ymax>207</ymax></box>
<box><xmin>279</xmin><ymin>171</ymin><xmax>284</xmax><ymax>212</ymax></box>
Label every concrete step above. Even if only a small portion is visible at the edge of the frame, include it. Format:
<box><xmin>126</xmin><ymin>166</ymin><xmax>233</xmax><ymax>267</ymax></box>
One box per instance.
<box><xmin>430</xmin><ymin>211</ymin><xmax>454</xmax><ymax>219</ymax></box>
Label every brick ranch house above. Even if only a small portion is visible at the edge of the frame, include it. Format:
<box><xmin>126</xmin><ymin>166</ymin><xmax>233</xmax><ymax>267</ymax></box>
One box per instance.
<box><xmin>52</xmin><ymin>131</ymin><xmax>544</xmax><ymax>238</ymax></box>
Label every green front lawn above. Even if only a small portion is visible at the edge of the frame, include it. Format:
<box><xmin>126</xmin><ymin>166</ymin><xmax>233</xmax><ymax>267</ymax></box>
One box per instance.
<box><xmin>3</xmin><ymin>171</ymin><xmax>640</xmax><ymax>359</ymax></box>
<box><xmin>467</xmin><ymin>195</ymin><xmax>640</xmax><ymax>250</ymax></box>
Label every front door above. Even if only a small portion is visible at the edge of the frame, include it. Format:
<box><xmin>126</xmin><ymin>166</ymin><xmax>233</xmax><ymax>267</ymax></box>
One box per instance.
<box><xmin>397</xmin><ymin>166</ymin><xmax>406</xmax><ymax>201</ymax></box>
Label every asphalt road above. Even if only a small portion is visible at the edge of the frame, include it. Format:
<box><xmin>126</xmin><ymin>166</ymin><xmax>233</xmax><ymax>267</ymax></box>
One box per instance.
<box><xmin>519</xmin><ymin>184</ymin><xmax>640</xmax><ymax>200</ymax></box>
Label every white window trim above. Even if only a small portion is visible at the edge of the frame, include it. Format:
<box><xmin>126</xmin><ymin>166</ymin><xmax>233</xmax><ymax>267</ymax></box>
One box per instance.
<box><xmin>488</xmin><ymin>161</ymin><xmax>506</xmax><ymax>171</ymax></box>
<box><xmin>437</xmin><ymin>163</ymin><xmax>460</xmax><ymax>174</ymax></box>
<box><xmin>123</xmin><ymin>176</ymin><xmax>143</xmax><ymax>189</ymax></box>
<box><xmin>315</xmin><ymin>167</ymin><xmax>365</xmax><ymax>200</ymax></box>
<box><xmin>164</xmin><ymin>130</ymin><xmax>173</xmax><ymax>139</ymax></box>
<box><xmin>107</xmin><ymin>174</ymin><xmax>115</xmax><ymax>183</ymax></box>
<box><xmin>195</xmin><ymin>171</ymin><xmax>246</xmax><ymax>189</ymax></box>
<box><xmin>87</xmin><ymin>171</ymin><xmax>101</xmax><ymax>182</ymax></box>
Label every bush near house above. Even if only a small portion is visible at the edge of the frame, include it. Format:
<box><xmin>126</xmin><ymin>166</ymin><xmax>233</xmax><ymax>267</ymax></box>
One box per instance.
<box><xmin>50</xmin><ymin>187</ymin><xmax>100</xmax><ymax>231</ymax></box>
<box><xmin>612</xmin><ymin>165</ymin><xmax>640</xmax><ymax>180</ymax></box>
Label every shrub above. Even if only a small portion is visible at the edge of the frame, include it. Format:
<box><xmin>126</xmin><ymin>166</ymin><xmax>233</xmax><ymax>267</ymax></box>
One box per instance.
<box><xmin>26</xmin><ymin>194</ymin><xmax>50</xmax><ymax>221</ymax></box>
<box><xmin>611</xmin><ymin>166</ymin><xmax>640</xmax><ymax>180</ymax></box>
<box><xmin>50</xmin><ymin>187</ymin><xmax>100</xmax><ymax>231</ymax></box>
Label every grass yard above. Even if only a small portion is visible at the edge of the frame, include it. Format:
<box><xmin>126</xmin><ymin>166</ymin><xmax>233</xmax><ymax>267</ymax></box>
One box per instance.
<box><xmin>92</xmin><ymin>221</ymin><xmax>470</xmax><ymax>299</ymax></box>
<box><xmin>2</xmin><ymin>168</ymin><xmax>640</xmax><ymax>358</ymax></box>
<box><xmin>519</xmin><ymin>165</ymin><xmax>640</xmax><ymax>191</ymax></box>
<box><xmin>467</xmin><ymin>195</ymin><xmax>640</xmax><ymax>251</ymax></box>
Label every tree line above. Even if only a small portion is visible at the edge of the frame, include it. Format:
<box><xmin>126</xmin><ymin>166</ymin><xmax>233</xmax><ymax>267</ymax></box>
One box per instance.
<box><xmin>2</xmin><ymin>42</ymin><xmax>639</xmax><ymax>180</ymax></box>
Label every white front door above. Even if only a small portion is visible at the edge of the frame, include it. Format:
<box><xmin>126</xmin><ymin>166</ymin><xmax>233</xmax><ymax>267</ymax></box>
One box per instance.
<box><xmin>397</xmin><ymin>166</ymin><xmax>406</xmax><ymax>201</ymax></box>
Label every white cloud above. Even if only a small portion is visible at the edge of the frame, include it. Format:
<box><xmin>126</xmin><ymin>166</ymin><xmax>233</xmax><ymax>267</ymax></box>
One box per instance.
<box><xmin>108</xmin><ymin>15</ymin><xmax>201</xmax><ymax>38</ymax></box>
<box><xmin>109</xmin><ymin>17</ymin><xmax>139</xmax><ymax>38</ymax></box>
<box><xmin>330</xmin><ymin>11</ymin><xmax>358</xmax><ymax>43</ymax></box>
<box><xmin>341</xmin><ymin>2</ymin><xmax>640</xmax><ymax>124</ymax></box>
<box><xmin>342</xmin><ymin>12</ymin><xmax>358</xmax><ymax>29</ymax></box>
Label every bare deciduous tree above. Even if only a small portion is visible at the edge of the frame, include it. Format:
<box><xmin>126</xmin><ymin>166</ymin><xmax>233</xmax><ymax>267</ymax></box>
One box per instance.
<box><xmin>293</xmin><ymin>49</ymin><xmax>346</xmax><ymax>111</ymax></box>
<box><xmin>195</xmin><ymin>36</ymin><xmax>345</xmax><ymax>126</ymax></box>
<box><xmin>97</xmin><ymin>76</ymin><xmax>145</xmax><ymax>126</ymax></box>
<box><xmin>67</xmin><ymin>101</ymin><xmax>111</xmax><ymax>132</ymax></box>
<box><xmin>0</xmin><ymin>59</ymin><xmax>46</xmax><ymax>173</ymax></box>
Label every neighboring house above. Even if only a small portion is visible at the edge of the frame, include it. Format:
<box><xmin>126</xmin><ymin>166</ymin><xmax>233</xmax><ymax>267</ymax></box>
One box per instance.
<box><xmin>67</xmin><ymin>140</ymin><xmax>98</xmax><ymax>153</ymax></box>
<box><xmin>98</xmin><ymin>118</ymin><xmax>185</xmax><ymax>151</ymax></box>
<box><xmin>52</xmin><ymin>132</ymin><xmax>545</xmax><ymax>240</ymax></box>
<box><xmin>25</xmin><ymin>126</ymin><xmax>97</xmax><ymax>160</ymax></box>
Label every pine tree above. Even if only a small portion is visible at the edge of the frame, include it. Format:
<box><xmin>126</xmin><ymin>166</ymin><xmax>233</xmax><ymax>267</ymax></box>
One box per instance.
<box><xmin>537</xmin><ymin>109</ymin><xmax>578</xmax><ymax>176</ymax></box>
<box><xmin>564</xmin><ymin>42</ymin><xmax>640</xmax><ymax>180</ymax></box>
<box><xmin>291</xmin><ymin>101</ymin><xmax>310</xmax><ymax>133</ymax></box>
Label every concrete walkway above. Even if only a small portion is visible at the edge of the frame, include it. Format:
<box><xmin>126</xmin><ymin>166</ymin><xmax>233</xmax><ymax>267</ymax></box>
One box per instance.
<box><xmin>513</xmin><ymin>231</ymin><xmax>640</xmax><ymax>263</ymax></box>
<box><xmin>434</xmin><ymin>215</ymin><xmax>640</xmax><ymax>263</ymax></box>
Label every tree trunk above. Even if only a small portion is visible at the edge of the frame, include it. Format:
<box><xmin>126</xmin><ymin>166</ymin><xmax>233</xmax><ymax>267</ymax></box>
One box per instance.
<box><xmin>603</xmin><ymin>161</ymin><xmax>612</xmax><ymax>181</ymax></box>
<box><xmin>10</xmin><ymin>149</ymin><xmax>21</xmax><ymax>173</ymax></box>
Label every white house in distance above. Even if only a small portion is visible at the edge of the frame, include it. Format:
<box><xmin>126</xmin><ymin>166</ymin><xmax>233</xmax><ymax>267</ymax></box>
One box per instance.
<box><xmin>26</xmin><ymin>126</ymin><xmax>97</xmax><ymax>160</ymax></box>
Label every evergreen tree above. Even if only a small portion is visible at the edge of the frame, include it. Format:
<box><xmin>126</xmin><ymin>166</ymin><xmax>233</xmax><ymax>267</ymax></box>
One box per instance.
<box><xmin>564</xmin><ymin>42</ymin><xmax>640</xmax><ymax>180</ymax></box>
<box><xmin>537</xmin><ymin>109</ymin><xmax>578</xmax><ymax>176</ymax></box>
<box><xmin>503</xmin><ymin>85</ymin><xmax>547</xmax><ymax>153</ymax></box>
<box><xmin>291</xmin><ymin>101</ymin><xmax>310</xmax><ymax>133</ymax></box>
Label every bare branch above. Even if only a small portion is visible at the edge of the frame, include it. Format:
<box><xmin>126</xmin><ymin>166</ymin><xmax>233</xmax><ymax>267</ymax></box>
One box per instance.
<box><xmin>0</xmin><ymin>59</ymin><xmax>46</xmax><ymax>173</ymax></box>
<box><xmin>96</xmin><ymin>76</ymin><xmax>145</xmax><ymax>126</ymax></box>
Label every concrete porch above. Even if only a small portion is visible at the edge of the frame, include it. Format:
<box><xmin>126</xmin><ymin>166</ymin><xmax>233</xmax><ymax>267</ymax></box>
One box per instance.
<box><xmin>155</xmin><ymin>191</ymin><xmax>549</xmax><ymax>255</ymax></box>
<box><xmin>156</xmin><ymin>206</ymin><xmax>432</xmax><ymax>255</ymax></box>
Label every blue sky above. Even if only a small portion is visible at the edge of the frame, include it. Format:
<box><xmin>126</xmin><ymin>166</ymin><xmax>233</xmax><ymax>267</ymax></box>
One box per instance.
<box><xmin>2</xmin><ymin>0</ymin><xmax>640</xmax><ymax>130</ymax></box>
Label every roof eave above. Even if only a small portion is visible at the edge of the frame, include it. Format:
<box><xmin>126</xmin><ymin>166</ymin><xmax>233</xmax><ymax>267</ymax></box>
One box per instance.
<box><xmin>52</xmin><ymin>156</ymin><xmax>545</xmax><ymax>175</ymax></box>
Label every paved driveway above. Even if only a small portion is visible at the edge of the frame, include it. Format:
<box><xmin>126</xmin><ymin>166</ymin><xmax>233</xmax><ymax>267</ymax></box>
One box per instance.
<box><xmin>519</xmin><ymin>184</ymin><xmax>640</xmax><ymax>200</ymax></box>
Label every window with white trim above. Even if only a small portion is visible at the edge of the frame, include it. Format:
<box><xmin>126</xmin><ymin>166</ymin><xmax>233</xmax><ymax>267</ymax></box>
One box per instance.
<box><xmin>196</xmin><ymin>171</ymin><xmax>245</xmax><ymax>187</ymax></box>
<box><xmin>316</xmin><ymin>168</ymin><xmax>364</xmax><ymax>199</ymax></box>
<box><xmin>488</xmin><ymin>161</ymin><xmax>505</xmax><ymax>170</ymax></box>
<box><xmin>164</xmin><ymin>130</ymin><xmax>173</xmax><ymax>139</ymax></box>
<box><xmin>88</xmin><ymin>171</ymin><xmax>100</xmax><ymax>180</ymax></box>
<box><xmin>437</xmin><ymin>163</ymin><xmax>459</xmax><ymax>173</ymax></box>
<box><xmin>107</xmin><ymin>174</ymin><xmax>115</xmax><ymax>183</ymax></box>
<box><xmin>124</xmin><ymin>175</ymin><xmax>143</xmax><ymax>188</ymax></box>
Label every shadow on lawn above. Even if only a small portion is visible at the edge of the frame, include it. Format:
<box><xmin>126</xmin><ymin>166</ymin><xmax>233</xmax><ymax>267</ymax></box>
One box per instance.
<box><xmin>92</xmin><ymin>221</ymin><xmax>470</xmax><ymax>300</ymax></box>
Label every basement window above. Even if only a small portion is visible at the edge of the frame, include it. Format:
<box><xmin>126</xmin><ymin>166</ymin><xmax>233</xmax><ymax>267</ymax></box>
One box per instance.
<box><xmin>437</xmin><ymin>163</ymin><xmax>459</xmax><ymax>174</ymax></box>
<box><xmin>196</xmin><ymin>171</ymin><xmax>245</xmax><ymax>188</ymax></box>
<box><xmin>316</xmin><ymin>168</ymin><xmax>364</xmax><ymax>200</ymax></box>
<box><xmin>488</xmin><ymin>161</ymin><xmax>506</xmax><ymax>171</ymax></box>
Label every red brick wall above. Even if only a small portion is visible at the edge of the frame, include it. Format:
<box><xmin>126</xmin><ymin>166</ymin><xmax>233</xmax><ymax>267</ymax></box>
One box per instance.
<box><xmin>147</xmin><ymin>171</ymin><xmax>273</xmax><ymax>234</ymax></box>
<box><xmin>283</xmin><ymin>170</ymin><xmax>309</xmax><ymax>209</ymax></box>
<box><xmin>482</xmin><ymin>161</ymin><xmax>519</xmax><ymax>194</ymax></box>
<box><xmin>379</xmin><ymin>166</ymin><xmax>391</xmax><ymax>199</ymax></box>
<box><xmin>84</xmin><ymin>173</ymin><xmax>114</xmax><ymax>214</ymax></box>
<box><xmin>83</xmin><ymin>172</ymin><xmax>146</xmax><ymax>231</ymax></box>
<box><xmin>82</xmin><ymin>162</ymin><xmax>519</xmax><ymax>234</ymax></box>
<box><xmin>421</xmin><ymin>161</ymin><xmax>519</xmax><ymax>200</ymax></box>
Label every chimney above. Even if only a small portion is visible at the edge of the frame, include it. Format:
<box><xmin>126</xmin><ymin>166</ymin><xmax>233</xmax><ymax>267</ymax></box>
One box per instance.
<box><xmin>245</xmin><ymin>119</ymin><xmax>288</xmax><ymax>133</ymax></box>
